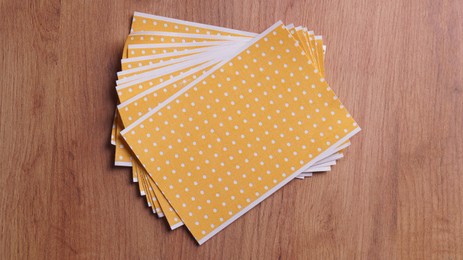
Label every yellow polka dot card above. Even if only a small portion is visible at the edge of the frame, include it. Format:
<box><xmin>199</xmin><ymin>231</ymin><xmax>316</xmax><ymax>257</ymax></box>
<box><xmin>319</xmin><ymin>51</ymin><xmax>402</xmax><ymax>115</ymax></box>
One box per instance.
<box><xmin>131</xmin><ymin>11</ymin><xmax>257</xmax><ymax>38</ymax></box>
<box><xmin>118</xmin><ymin>21</ymin><xmax>360</xmax><ymax>244</ymax></box>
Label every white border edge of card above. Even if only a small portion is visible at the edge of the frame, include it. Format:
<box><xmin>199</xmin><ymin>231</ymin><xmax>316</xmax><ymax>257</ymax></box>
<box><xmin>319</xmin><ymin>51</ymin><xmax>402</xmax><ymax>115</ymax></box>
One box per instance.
<box><xmin>302</xmin><ymin>141</ymin><xmax>350</xmax><ymax>171</ymax></box>
<box><xmin>121</xmin><ymin>43</ymin><xmax>245</xmax><ymax>64</ymax></box>
<box><xmin>114</xmin><ymin>161</ymin><xmax>133</xmax><ymax>167</ymax></box>
<box><xmin>312</xmin><ymin>160</ymin><xmax>336</xmax><ymax>168</ymax></box>
<box><xmin>117</xmin><ymin>55</ymin><xmax>189</xmax><ymax>78</ymax></box>
<box><xmin>170</xmin><ymin>221</ymin><xmax>184</xmax><ymax>230</ymax></box>
<box><xmin>121</xmin><ymin>48</ymin><xmax>210</xmax><ymax>63</ymax></box>
<box><xmin>306</xmin><ymin>166</ymin><xmax>331</xmax><ymax>172</ymax></box>
<box><xmin>127</xmin><ymin>41</ymin><xmax>232</xmax><ymax>50</ymax></box>
<box><xmin>129</xmin><ymin>31</ymin><xmax>252</xmax><ymax>40</ymax></box>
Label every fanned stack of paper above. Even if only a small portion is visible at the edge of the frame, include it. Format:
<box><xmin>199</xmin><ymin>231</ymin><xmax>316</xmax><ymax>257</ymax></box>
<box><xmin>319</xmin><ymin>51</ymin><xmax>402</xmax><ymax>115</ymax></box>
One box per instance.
<box><xmin>111</xmin><ymin>12</ymin><xmax>360</xmax><ymax>244</ymax></box>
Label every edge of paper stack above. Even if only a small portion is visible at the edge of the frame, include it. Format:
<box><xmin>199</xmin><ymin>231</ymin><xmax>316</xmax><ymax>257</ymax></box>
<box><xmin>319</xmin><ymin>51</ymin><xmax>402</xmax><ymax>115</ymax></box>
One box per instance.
<box><xmin>111</xmin><ymin>11</ymin><xmax>360</xmax><ymax>245</ymax></box>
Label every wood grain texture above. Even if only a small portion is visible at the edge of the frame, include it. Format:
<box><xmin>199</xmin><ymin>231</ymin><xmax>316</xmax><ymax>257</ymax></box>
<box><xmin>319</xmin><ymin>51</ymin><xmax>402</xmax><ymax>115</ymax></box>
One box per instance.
<box><xmin>1</xmin><ymin>0</ymin><xmax>462</xmax><ymax>259</ymax></box>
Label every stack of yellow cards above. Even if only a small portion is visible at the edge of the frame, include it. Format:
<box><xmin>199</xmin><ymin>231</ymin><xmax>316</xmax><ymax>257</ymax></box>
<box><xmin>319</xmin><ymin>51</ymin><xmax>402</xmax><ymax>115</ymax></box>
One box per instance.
<box><xmin>111</xmin><ymin>12</ymin><xmax>360</xmax><ymax>244</ymax></box>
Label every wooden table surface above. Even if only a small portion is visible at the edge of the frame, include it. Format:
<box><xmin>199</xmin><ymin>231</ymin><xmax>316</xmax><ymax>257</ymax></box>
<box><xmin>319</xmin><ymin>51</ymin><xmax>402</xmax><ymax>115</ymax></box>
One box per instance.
<box><xmin>1</xmin><ymin>0</ymin><xmax>462</xmax><ymax>259</ymax></box>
